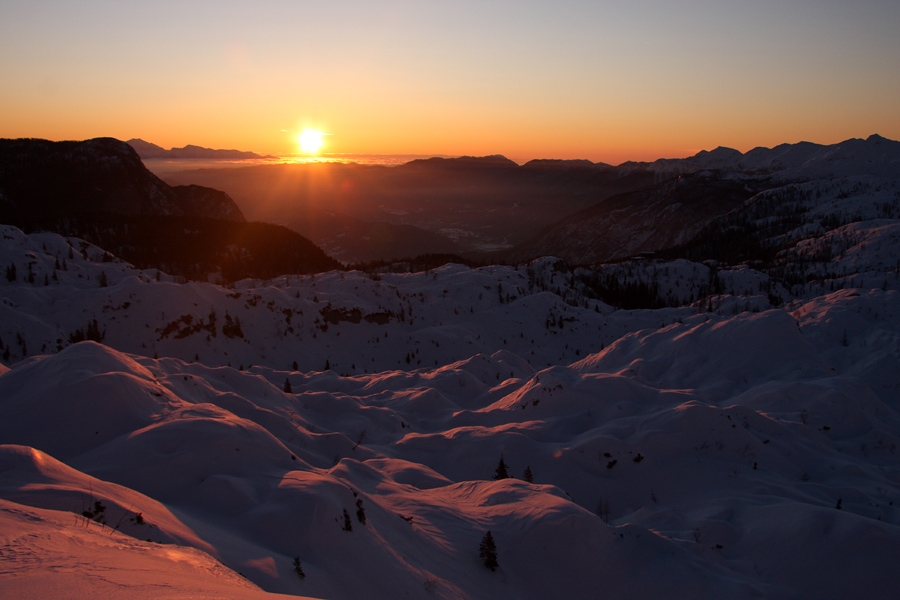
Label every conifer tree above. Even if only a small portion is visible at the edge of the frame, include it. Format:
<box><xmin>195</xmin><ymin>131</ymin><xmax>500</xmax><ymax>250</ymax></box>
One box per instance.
<box><xmin>479</xmin><ymin>531</ymin><xmax>498</xmax><ymax>571</ymax></box>
<box><xmin>293</xmin><ymin>556</ymin><xmax>305</xmax><ymax>579</ymax></box>
<box><xmin>342</xmin><ymin>508</ymin><xmax>352</xmax><ymax>531</ymax></box>
<box><xmin>356</xmin><ymin>498</ymin><xmax>367</xmax><ymax>525</ymax></box>
<box><xmin>493</xmin><ymin>456</ymin><xmax>509</xmax><ymax>480</ymax></box>
<box><xmin>283</xmin><ymin>378</ymin><xmax>292</xmax><ymax>393</ymax></box>
<box><xmin>523</xmin><ymin>466</ymin><xmax>534</xmax><ymax>483</ymax></box>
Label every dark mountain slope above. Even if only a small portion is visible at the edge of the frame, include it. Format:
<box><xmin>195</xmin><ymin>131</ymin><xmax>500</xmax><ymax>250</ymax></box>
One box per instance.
<box><xmin>505</xmin><ymin>135</ymin><xmax>900</xmax><ymax>266</ymax></box>
<box><xmin>46</xmin><ymin>213</ymin><xmax>341</xmax><ymax>282</ymax></box>
<box><xmin>0</xmin><ymin>138</ymin><xmax>341</xmax><ymax>281</ymax></box>
<box><xmin>507</xmin><ymin>173</ymin><xmax>762</xmax><ymax>264</ymax></box>
<box><xmin>0</xmin><ymin>137</ymin><xmax>244</xmax><ymax>222</ymax></box>
<box><xmin>161</xmin><ymin>156</ymin><xmax>656</xmax><ymax>262</ymax></box>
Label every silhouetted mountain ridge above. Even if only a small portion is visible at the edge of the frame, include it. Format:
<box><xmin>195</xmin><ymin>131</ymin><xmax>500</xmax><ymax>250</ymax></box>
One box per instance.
<box><xmin>401</xmin><ymin>154</ymin><xmax>519</xmax><ymax>170</ymax></box>
<box><xmin>0</xmin><ymin>137</ymin><xmax>244</xmax><ymax>221</ymax></box>
<box><xmin>522</xmin><ymin>158</ymin><xmax>612</xmax><ymax>170</ymax></box>
<box><xmin>127</xmin><ymin>138</ymin><xmax>271</xmax><ymax>160</ymax></box>
<box><xmin>620</xmin><ymin>133</ymin><xmax>900</xmax><ymax>177</ymax></box>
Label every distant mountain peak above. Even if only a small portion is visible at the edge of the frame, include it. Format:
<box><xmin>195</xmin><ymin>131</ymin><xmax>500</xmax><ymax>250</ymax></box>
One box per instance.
<box><xmin>125</xmin><ymin>139</ymin><xmax>269</xmax><ymax>160</ymax></box>
<box><xmin>522</xmin><ymin>158</ymin><xmax>608</xmax><ymax>170</ymax></box>
<box><xmin>125</xmin><ymin>138</ymin><xmax>167</xmax><ymax>156</ymax></box>
<box><xmin>618</xmin><ymin>134</ymin><xmax>900</xmax><ymax>177</ymax></box>
<box><xmin>448</xmin><ymin>154</ymin><xmax>519</xmax><ymax>167</ymax></box>
<box><xmin>403</xmin><ymin>154</ymin><xmax>519</xmax><ymax>170</ymax></box>
<box><xmin>697</xmin><ymin>146</ymin><xmax>742</xmax><ymax>159</ymax></box>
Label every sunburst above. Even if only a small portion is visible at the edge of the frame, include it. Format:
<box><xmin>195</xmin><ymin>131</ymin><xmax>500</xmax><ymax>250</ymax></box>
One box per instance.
<box><xmin>298</xmin><ymin>129</ymin><xmax>326</xmax><ymax>155</ymax></box>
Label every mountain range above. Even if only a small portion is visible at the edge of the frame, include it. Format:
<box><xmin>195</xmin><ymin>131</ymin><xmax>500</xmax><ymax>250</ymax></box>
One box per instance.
<box><xmin>620</xmin><ymin>133</ymin><xmax>900</xmax><ymax>178</ymax></box>
<box><xmin>1</xmin><ymin>134</ymin><xmax>899</xmax><ymax>599</ymax></box>
<box><xmin>127</xmin><ymin>138</ymin><xmax>272</xmax><ymax>160</ymax></box>
<box><xmin>157</xmin><ymin>134</ymin><xmax>900</xmax><ymax>266</ymax></box>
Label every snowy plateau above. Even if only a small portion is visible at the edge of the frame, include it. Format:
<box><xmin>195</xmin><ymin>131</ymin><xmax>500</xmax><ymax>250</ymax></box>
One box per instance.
<box><xmin>3</xmin><ymin>140</ymin><xmax>900</xmax><ymax>599</ymax></box>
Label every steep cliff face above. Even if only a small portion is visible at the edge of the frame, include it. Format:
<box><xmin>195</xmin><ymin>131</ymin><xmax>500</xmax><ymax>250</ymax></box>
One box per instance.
<box><xmin>0</xmin><ymin>137</ymin><xmax>244</xmax><ymax>222</ymax></box>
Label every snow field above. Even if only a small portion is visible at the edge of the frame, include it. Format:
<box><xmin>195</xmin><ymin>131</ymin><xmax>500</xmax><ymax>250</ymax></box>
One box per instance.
<box><xmin>2</xmin><ymin>210</ymin><xmax>900</xmax><ymax>598</ymax></box>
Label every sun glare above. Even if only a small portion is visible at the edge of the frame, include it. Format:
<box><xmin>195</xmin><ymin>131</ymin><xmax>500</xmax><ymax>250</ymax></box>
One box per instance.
<box><xmin>298</xmin><ymin>129</ymin><xmax>326</xmax><ymax>155</ymax></box>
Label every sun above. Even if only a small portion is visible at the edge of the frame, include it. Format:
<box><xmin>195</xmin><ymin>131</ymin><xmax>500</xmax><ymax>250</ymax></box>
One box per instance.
<box><xmin>298</xmin><ymin>129</ymin><xmax>326</xmax><ymax>155</ymax></box>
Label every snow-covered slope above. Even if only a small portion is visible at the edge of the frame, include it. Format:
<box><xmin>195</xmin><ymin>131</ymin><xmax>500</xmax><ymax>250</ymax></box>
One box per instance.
<box><xmin>2</xmin><ymin>227</ymin><xmax>684</xmax><ymax>373</ymax></box>
<box><xmin>2</xmin><ymin>216</ymin><xmax>900</xmax><ymax>598</ymax></box>
<box><xmin>2</xmin><ymin>304</ymin><xmax>899</xmax><ymax>599</ymax></box>
<box><xmin>622</xmin><ymin>134</ymin><xmax>900</xmax><ymax>180</ymax></box>
<box><xmin>0</xmin><ymin>496</ymin><xmax>312</xmax><ymax>600</ymax></box>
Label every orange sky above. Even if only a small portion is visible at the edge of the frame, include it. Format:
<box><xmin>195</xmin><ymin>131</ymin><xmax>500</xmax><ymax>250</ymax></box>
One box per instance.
<box><xmin>2</xmin><ymin>2</ymin><xmax>899</xmax><ymax>165</ymax></box>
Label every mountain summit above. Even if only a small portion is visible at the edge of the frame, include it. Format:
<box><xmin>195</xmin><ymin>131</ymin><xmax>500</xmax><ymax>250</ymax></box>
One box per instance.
<box><xmin>0</xmin><ymin>137</ymin><xmax>244</xmax><ymax>222</ymax></box>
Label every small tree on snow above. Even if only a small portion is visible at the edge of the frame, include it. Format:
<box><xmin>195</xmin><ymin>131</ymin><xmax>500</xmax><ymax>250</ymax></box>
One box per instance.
<box><xmin>523</xmin><ymin>466</ymin><xmax>534</xmax><ymax>483</ymax></box>
<box><xmin>342</xmin><ymin>509</ymin><xmax>353</xmax><ymax>532</ymax></box>
<box><xmin>493</xmin><ymin>456</ymin><xmax>509</xmax><ymax>480</ymax></box>
<box><xmin>479</xmin><ymin>531</ymin><xmax>499</xmax><ymax>571</ymax></box>
<box><xmin>283</xmin><ymin>377</ymin><xmax>292</xmax><ymax>393</ymax></box>
<box><xmin>293</xmin><ymin>556</ymin><xmax>305</xmax><ymax>579</ymax></box>
<box><xmin>356</xmin><ymin>498</ymin><xmax>367</xmax><ymax>525</ymax></box>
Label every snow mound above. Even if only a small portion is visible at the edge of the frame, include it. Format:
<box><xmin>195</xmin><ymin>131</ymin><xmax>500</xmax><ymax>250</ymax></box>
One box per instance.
<box><xmin>0</xmin><ymin>342</ymin><xmax>168</xmax><ymax>459</ymax></box>
<box><xmin>0</xmin><ymin>444</ymin><xmax>217</xmax><ymax>551</ymax></box>
<box><xmin>573</xmin><ymin>310</ymin><xmax>831</xmax><ymax>400</ymax></box>
<box><xmin>0</xmin><ymin>498</ymin><xmax>309</xmax><ymax>600</ymax></box>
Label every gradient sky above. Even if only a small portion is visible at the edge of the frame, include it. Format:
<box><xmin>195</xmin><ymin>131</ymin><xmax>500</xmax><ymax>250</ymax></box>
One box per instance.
<box><xmin>2</xmin><ymin>0</ymin><xmax>899</xmax><ymax>164</ymax></box>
